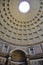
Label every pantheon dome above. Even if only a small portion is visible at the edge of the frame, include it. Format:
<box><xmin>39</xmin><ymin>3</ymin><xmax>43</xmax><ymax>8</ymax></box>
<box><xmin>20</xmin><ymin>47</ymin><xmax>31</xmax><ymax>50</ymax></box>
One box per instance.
<box><xmin>0</xmin><ymin>0</ymin><xmax>43</xmax><ymax>65</ymax></box>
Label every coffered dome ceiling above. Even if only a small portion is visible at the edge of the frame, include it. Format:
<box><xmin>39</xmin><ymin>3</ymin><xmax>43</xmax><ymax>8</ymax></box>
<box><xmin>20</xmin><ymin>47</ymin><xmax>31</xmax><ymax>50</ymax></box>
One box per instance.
<box><xmin>0</xmin><ymin>0</ymin><xmax>43</xmax><ymax>46</ymax></box>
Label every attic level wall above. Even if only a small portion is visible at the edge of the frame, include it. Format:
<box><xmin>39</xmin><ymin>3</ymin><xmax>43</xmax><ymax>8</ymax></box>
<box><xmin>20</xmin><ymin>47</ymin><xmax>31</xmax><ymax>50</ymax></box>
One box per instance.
<box><xmin>0</xmin><ymin>39</ymin><xmax>43</xmax><ymax>55</ymax></box>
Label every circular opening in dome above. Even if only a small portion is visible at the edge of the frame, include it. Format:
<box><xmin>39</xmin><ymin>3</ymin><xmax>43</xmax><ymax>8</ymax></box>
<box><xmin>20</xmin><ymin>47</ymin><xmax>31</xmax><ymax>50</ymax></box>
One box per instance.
<box><xmin>19</xmin><ymin>1</ymin><xmax>30</xmax><ymax>13</ymax></box>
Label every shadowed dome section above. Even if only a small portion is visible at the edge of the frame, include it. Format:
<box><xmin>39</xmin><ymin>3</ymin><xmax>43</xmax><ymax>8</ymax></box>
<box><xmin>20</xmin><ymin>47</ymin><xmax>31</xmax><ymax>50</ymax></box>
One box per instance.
<box><xmin>11</xmin><ymin>50</ymin><xmax>28</xmax><ymax>65</ymax></box>
<box><xmin>11</xmin><ymin>50</ymin><xmax>26</xmax><ymax>61</ymax></box>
